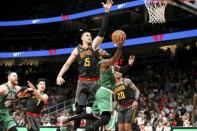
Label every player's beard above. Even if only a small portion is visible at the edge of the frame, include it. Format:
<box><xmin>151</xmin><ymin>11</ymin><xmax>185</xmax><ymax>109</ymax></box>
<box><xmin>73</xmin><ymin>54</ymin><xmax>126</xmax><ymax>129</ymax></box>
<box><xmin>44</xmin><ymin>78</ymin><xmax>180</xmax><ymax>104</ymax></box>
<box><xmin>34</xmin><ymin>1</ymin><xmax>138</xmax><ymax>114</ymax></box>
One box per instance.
<box><xmin>12</xmin><ymin>79</ymin><xmax>18</xmax><ymax>86</ymax></box>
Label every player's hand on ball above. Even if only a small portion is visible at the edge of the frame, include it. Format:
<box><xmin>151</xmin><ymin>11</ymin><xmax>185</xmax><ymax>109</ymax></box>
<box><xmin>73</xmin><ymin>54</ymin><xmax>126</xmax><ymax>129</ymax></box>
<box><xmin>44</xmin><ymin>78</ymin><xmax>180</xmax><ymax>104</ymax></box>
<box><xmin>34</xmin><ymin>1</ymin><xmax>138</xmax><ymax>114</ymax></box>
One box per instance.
<box><xmin>111</xmin><ymin>30</ymin><xmax>126</xmax><ymax>47</ymax></box>
<box><xmin>56</xmin><ymin>76</ymin><xmax>65</xmax><ymax>85</ymax></box>
<box><xmin>116</xmin><ymin>35</ymin><xmax>125</xmax><ymax>48</ymax></box>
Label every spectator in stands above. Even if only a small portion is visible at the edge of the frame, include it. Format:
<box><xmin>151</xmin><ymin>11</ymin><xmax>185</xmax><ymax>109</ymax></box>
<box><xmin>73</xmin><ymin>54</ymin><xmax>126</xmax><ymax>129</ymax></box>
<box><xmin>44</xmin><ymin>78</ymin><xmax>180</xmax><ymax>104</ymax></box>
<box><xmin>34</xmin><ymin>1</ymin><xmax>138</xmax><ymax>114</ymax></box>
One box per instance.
<box><xmin>144</xmin><ymin>121</ymin><xmax>153</xmax><ymax>131</ymax></box>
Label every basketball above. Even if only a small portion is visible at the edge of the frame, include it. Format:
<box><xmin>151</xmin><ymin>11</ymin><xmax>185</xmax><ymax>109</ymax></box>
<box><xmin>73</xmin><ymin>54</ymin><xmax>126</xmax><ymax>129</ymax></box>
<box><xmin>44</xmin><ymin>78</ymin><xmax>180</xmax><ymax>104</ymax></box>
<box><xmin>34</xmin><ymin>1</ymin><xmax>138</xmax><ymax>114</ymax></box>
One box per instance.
<box><xmin>111</xmin><ymin>30</ymin><xmax>126</xmax><ymax>46</ymax></box>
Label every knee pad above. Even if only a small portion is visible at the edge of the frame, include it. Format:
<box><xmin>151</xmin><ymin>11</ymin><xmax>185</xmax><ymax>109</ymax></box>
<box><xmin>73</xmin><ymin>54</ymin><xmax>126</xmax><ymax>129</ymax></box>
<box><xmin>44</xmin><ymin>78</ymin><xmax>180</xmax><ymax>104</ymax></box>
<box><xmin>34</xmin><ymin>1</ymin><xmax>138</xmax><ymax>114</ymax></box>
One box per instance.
<box><xmin>101</xmin><ymin>111</ymin><xmax>111</xmax><ymax>124</ymax></box>
<box><xmin>30</xmin><ymin>127</ymin><xmax>38</xmax><ymax>131</ymax></box>
<box><xmin>56</xmin><ymin>127</ymin><xmax>61</xmax><ymax>131</ymax></box>
<box><xmin>75</xmin><ymin>103</ymin><xmax>83</xmax><ymax>114</ymax></box>
<box><xmin>101</xmin><ymin>111</ymin><xmax>111</xmax><ymax>117</ymax></box>
<box><xmin>27</xmin><ymin>128</ymin><xmax>35</xmax><ymax>131</ymax></box>
<box><xmin>8</xmin><ymin>126</ymin><xmax>17</xmax><ymax>131</ymax></box>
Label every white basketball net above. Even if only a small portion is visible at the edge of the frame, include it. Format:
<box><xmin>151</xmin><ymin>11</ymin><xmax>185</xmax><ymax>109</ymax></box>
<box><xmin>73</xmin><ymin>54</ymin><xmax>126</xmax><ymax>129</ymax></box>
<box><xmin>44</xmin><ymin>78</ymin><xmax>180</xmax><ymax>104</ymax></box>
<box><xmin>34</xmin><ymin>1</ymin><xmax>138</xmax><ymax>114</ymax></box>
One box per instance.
<box><xmin>144</xmin><ymin>0</ymin><xmax>168</xmax><ymax>24</ymax></box>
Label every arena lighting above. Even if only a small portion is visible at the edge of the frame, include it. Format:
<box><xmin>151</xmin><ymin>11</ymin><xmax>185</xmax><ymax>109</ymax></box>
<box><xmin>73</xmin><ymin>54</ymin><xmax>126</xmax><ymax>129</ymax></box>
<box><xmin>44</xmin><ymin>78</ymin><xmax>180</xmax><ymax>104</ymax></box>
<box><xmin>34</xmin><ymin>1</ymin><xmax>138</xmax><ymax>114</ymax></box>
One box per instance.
<box><xmin>0</xmin><ymin>28</ymin><xmax>196</xmax><ymax>59</ymax></box>
<box><xmin>0</xmin><ymin>0</ymin><xmax>144</xmax><ymax>27</ymax></box>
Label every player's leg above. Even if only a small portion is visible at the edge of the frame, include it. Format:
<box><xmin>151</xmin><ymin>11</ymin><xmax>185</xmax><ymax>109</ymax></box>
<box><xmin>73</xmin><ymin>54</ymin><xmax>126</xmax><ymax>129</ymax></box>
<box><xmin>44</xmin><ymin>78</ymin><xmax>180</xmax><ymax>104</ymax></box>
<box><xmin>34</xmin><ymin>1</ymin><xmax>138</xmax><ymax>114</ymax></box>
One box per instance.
<box><xmin>118</xmin><ymin>124</ymin><xmax>125</xmax><ymax>131</ymax></box>
<box><xmin>87</xmin><ymin>87</ymin><xmax>113</xmax><ymax>131</ymax></box>
<box><xmin>34</xmin><ymin>117</ymin><xmax>41</xmax><ymax>131</ymax></box>
<box><xmin>125</xmin><ymin>123</ymin><xmax>132</xmax><ymax>131</ymax></box>
<box><xmin>61</xmin><ymin>112</ymin><xmax>97</xmax><ymax>125</ymax></box>
<box><xmin>26</xmin><ymin>116</ymin><xmax>38</xmax><ymax>131</ymax></box>
<box><xmin>124</xmin><ymin>108</ymin><xmax>136</xmax><ymax>131</ymax></box>
<box><xmin>118</xmin><ymin>110</ymin><xmax>126</xmax><ymax>131</ymax></box>
<box><xmin>87</xmin><ymin>81</ymin><xmax>99</xmax><ymax>106</ymax></box>
<box><xmin>2</xmin><ymin>113</ymin><xmax>17</xmax><ymax>131</ymax></box>
<box><xmin>105</xmin><ymin>111</ymin><xmax>118</xmax><ymax>131</ymax></box>
<box><xmin>86</xmin><ymin>81</ymin><xmax>99</xmax><ymax>127</ymax></box>
<box><xmin>124</xmin><ymin>108</ymin><xmax>133</xmax><ymax>131</ymax></box>
<box><xmin>85</xmin><ymin>111</ymin><xmax>111</xmax><ymax>131</ymax></box>
<box><xmin>74</xmin><ymin>80</ymin><xmax>86</xmax><ymax>130</ymax></box>
<box><xmin>7</xmin><ymin>126</ymin><xmax>17</xmax><ymax>131</ymax></box>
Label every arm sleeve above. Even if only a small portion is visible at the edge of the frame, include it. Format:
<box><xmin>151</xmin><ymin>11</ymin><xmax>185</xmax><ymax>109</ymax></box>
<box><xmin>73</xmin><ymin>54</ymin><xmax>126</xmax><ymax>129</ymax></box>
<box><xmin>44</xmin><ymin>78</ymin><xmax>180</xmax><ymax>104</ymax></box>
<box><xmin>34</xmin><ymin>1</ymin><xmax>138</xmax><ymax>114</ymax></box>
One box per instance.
<box><xmin>97</xmin><ymin>12</ymin><xmax>109</xmax><ymax>37</ymax></box>
<box><xmin>119</xmin><ymin>64</ymin><xmax>131</xmax><ymax>74</ymax></box>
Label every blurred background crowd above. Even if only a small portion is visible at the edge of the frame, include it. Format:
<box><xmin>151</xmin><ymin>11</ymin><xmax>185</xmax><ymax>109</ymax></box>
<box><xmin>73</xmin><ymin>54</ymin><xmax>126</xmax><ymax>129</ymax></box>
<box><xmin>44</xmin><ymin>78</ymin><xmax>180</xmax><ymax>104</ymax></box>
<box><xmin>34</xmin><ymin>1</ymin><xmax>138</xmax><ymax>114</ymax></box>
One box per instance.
<box><xmin>0</xmin><ymin>40</ymin><xmax>196</xmax><ymax>131</ymax></box>
<box><xmin>0</xmin><ymin>0</ymin><xmax>197</xmax><ymax>130</ymax></box>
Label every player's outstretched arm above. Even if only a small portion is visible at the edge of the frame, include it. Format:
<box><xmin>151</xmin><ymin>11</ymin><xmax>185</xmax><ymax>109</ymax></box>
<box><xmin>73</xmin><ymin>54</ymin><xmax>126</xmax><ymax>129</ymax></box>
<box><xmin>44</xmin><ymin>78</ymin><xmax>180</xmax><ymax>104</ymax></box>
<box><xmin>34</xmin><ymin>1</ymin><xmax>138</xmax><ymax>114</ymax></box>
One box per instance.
<box><xmin>16</xmin><ymin>85</ymin><xmax>34</xmax><ymax>98</ymax></box>
<box><xmin>125</xmin><ymin>78</ymin><xmax>140</xmax><ymax>109</ymax></box>
<box><xmin>92</xmin><ymin>0</ymin><xmax>113</xmax><ymax>50</ymax></box>
<box><xmin>118</xmin><ymin>55</ymin><xmax>135</xmax><ymax>73</ymax></box>
<box><xmin>106</xmin><ymin>35</ymin><xmax>125</xmax><ymax>64</ymax></box>
<box><xmin>100</xmin><ymin>36</ymin><xmax>124</xmax><ymax>71</ymax></box>
<box><xmin>56</xmin><ymin>48</ymin><xmax>78</xmax><ymax>85</ymax></box>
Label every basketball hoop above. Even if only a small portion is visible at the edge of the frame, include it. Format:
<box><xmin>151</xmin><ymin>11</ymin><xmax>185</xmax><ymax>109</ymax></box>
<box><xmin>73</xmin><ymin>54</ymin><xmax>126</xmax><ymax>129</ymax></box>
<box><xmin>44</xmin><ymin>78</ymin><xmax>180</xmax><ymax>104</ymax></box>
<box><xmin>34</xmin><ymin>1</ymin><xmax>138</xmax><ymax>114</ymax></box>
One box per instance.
<box><xmin>144</xmin><ymin>0</ymin><xmax>168</xmax><ymax>24</ymax></box>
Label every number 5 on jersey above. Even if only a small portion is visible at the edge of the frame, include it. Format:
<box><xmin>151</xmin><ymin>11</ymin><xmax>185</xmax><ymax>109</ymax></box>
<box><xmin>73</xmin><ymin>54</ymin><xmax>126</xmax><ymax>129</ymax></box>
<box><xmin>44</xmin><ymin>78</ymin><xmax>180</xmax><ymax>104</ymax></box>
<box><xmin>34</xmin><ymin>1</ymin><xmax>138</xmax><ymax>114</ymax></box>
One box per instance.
<box><xmin>84</xmin><ymin>58</ymin><xmax>91</xmax><ymax>67</ymax></box>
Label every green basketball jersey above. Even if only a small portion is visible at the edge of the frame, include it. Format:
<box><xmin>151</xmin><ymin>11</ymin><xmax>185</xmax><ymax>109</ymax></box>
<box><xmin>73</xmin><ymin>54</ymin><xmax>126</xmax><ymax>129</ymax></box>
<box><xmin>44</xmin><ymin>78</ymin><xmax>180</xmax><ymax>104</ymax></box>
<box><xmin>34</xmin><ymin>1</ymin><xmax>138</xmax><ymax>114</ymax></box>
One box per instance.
<box><xmin>98</xmin><ymin>66</ymin><xmax>116</xmax><ymax>90</ymax></box>
<box><xmin>0</xmin><ymin>83</ymin><xmax>17</xmax><ymax>109</ymax></box>
<box><xmin>0</xmin><ymin>83</ymin><xmax>17</xmax><ymax>130</ymax></box>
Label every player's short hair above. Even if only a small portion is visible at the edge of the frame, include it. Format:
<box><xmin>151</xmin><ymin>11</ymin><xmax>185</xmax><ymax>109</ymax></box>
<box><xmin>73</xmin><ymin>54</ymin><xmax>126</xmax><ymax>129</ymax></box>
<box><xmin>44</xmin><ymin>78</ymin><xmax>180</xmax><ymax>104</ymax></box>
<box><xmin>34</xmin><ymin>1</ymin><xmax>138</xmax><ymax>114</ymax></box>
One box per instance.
<box><xmin>37</xmin><ymin>78</ymin><xmax>46</xmax><ymax>85</ymax></box>
<box><xmin>7</xmin><ymin>71</ymin><xmax>16</xmax><ymax>77</ymax></box>
<box><xmin>81</xmin><ymin>31</ymin><xmax>91</xmax><ymax>37</ymax></box>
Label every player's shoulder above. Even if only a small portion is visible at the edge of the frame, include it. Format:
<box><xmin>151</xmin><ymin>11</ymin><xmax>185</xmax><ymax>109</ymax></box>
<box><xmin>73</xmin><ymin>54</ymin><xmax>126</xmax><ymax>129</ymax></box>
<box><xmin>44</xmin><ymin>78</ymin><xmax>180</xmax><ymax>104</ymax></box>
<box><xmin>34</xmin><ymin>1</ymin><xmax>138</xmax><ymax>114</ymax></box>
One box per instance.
<box><xmin>0</xmin><ymin>83</ymin><xmax>7</xmax><ymax>88</ymax></box>
<box><xmin>0</xmin><ymin>84</ymin><xmax>7</xmax><ymax>95</ymax></box>
<box><xmin>0</xmin><ymin>83</ymin><xmax>5</xmax><ymax>87</ymax></box>
<box><xmin>15</xmin><ymin>86</ymin><xmax>22</xmax><ymax>92</ymax></box>
<box><xmin>42</xmin><ymin>93</ymin><xmax>48</xmax><ymax>98</ymax></box>
<box><xmin>71</xmin><ymin>47</ymin><xmax>79</xmax><ymax>55</ymax></box>
<box><xmin>123</xmin><ymin>78</ymin><xmax>132</xmax><ymax>85</ymax></box>
<box><xmin>42</xmin><ymin>93</ymin><xmax>49</xmax><ymax>100</ymax></box>
<box><xmin>124</xmin><ymin>78</ymin><xmax>131</xmax><ymax>82</ymax></box>
<box><xmin>42</xmin><ymin>93</ymin><xmax>48</xmax><ymax>96</ymax></box>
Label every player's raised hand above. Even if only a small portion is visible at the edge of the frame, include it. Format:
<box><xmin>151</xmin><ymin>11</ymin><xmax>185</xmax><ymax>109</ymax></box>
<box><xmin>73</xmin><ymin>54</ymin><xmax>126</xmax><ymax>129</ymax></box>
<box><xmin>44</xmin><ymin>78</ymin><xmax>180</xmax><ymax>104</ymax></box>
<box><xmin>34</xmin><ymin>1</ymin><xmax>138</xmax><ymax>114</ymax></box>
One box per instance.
<box><xmin>27</xmin><ymin>81</ymin><xmax>36</xmax><ymax>90</ymax></box>
<box><xmin>56</xmin><ymin>76</ymin><xmax>65</xmax><ymax>86</ymax></box>
<box><xmin>115</xmin><ymin>35</ymin><xmax>125</xmax><ymax>48</ymax></box>
<box><xmin>128</xmin><ymin>55</ymin><xmax>135</xmax><ymax>66</ymax></box>
<box><xmin>102</xmin><ymin>0</ymin><xmax>113</xmax><ymax>12</ymax></box>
